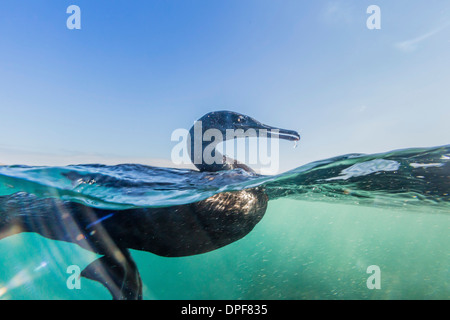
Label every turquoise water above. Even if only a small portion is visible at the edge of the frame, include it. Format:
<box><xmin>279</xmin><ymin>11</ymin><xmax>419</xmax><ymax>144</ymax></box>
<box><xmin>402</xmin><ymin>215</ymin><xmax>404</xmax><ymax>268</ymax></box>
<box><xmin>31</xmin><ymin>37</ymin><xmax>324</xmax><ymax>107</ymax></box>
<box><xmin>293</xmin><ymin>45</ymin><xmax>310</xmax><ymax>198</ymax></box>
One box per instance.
<box><xmin>0</xmin><ymin>145</ymin><xmax>449</xmax><ymax>299</ymax></box>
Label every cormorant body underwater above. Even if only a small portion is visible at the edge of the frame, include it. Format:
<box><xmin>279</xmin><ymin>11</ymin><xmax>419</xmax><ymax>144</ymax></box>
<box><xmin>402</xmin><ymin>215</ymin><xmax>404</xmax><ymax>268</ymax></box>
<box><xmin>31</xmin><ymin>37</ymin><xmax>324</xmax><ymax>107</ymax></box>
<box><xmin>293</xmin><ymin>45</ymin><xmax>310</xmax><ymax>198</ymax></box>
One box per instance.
<box><xmin>0</xmin><ymin>111</ymin><xmax>300</xmax><ymax>300</ymax></box>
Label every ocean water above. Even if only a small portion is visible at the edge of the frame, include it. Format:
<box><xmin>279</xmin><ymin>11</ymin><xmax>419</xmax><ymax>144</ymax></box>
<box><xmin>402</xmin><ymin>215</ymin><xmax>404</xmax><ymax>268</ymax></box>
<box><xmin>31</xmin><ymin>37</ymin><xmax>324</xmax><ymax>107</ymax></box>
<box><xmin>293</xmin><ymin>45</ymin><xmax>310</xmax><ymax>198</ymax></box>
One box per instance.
<box><xmin>0</xmin><ymin>145</ymin><xmax>448</xmax><ymax>299</ymax></box>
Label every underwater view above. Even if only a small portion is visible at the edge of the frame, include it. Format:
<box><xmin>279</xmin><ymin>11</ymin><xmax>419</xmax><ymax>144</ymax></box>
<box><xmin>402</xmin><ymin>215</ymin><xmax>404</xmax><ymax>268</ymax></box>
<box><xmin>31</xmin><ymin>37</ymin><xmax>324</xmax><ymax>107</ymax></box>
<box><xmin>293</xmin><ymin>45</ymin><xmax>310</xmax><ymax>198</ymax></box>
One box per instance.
<box><xmin>0</xmin><ymin>145</ymin><xmax>448</xmax><ymax>299</ymax></box>
<box><xmin>1</xmin><ymin>1</ymin><xmax>449</xmax><ymax>303</ymax></box>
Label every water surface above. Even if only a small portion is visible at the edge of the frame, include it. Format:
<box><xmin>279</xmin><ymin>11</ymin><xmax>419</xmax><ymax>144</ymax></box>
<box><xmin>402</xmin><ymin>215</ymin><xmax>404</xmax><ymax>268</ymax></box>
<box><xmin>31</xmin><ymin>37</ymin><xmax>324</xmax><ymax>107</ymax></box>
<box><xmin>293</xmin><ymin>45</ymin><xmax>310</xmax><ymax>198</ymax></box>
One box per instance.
<box><xmin>0</xmin><ymin>145</ymin><xmax>448</xmax><ymax>299</ymax></box>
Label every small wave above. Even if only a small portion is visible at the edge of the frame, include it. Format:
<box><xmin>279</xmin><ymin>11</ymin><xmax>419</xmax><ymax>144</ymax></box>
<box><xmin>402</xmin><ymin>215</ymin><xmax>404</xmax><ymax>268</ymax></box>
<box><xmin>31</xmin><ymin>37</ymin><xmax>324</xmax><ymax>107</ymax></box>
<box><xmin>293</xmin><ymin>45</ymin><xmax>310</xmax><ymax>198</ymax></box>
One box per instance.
<box><xmin>0</xmin><ymin>145</ymin><xmax>449</xmax><ymax>210</ymax></box>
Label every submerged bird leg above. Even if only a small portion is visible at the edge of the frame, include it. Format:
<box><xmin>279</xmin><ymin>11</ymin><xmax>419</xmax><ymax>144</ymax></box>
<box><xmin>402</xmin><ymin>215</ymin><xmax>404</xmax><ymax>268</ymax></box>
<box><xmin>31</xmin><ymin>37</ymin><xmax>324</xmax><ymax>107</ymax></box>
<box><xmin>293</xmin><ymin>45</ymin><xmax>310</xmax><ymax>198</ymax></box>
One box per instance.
<box><xmin>81</xmin><ymin>247</ymin><xmax>143</xmax><ymax>300</ymax></box>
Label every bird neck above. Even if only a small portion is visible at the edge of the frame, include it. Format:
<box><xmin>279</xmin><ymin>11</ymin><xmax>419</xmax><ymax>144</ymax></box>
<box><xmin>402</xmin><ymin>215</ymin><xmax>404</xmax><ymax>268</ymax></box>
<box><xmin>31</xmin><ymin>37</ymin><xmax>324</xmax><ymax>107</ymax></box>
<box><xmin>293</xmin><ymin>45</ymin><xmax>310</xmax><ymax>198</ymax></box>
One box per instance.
<box><xmin>188</xmin><ymin>123</ymin><xmax>250</xmax><ymax>173</ymax></box>
<box><xmin>187</xmin><ymin>131</ymin><xmax>229</xmax><ymax>172</ymax></box>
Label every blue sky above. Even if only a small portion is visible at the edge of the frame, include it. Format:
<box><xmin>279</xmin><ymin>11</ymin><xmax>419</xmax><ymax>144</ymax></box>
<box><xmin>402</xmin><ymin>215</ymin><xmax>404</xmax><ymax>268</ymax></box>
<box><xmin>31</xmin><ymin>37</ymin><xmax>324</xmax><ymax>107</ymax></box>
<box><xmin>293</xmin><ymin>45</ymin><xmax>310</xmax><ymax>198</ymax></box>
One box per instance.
<box><xmin>0</xmin><ymin>1</ymin><xmax>449</xmax><ymax>172</ymax></box>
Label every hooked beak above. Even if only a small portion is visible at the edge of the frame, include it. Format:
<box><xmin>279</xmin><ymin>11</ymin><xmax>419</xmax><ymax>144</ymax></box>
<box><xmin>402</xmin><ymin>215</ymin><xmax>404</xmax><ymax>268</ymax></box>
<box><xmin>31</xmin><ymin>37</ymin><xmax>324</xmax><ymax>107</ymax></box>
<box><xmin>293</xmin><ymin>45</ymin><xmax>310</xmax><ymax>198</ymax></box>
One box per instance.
<box><xmin>267</xmin><ymin>126</ymin><xmax>300</xmax><ymax>141</ymax></box>
<box><xmin>231</xmin><ymin>112</ymin><xmax>300</xmax><ymax>142</ymax></box>
<box><xmin>244</xmin><ymin>123</ymin><xmax>300</xmax><ymax>142</ymax></box>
